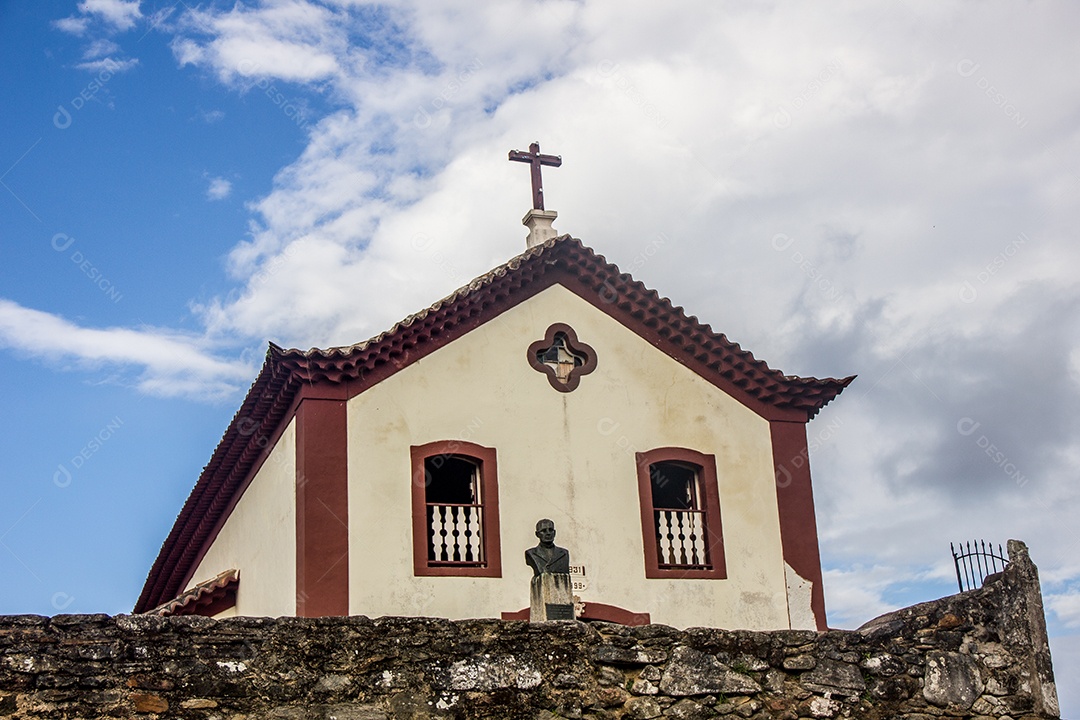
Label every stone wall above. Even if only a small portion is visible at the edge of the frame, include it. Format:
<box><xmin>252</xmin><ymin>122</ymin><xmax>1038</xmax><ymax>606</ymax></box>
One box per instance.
<box><xmin>0</xmin><ymin>541</ymin><xmax>1059</xmax><ymax>719</ymax></box>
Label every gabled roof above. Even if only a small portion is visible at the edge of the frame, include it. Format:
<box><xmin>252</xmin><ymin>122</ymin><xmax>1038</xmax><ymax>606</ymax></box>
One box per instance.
<box><xmin>135</xmin><ymin>235</ymin><xmax>854</xmax><ymax>612</ymax></box>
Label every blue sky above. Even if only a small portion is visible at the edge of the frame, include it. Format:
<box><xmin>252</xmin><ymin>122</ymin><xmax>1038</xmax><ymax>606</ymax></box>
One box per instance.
<box><xmin>2</xmin><ymin>1</ymin><xmax>1078</xmax><ymax>712</ymax></box>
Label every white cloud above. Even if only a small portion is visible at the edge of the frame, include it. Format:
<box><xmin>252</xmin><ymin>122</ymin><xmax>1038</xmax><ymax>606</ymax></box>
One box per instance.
<box><xmin>1048</xmin><ymin>589</ymin><xmax>1080</xmax><ymax>629</ymax></box>
<box><xmin>172</xmin><ymin>1</ymin><xmax>344</xmax><ymax>83</ymax></box>
<box><xmin>206</xmin><ymin>176</ymin><xmax>233</xmax><ymax>200</ymax></box>
<box><xmin>170</xmin><ymin>37</ymin><xmax>204</xmax><ymax>66</ymax></box>
<box><xmin>199</xmin><ymin>109</ymin><xmax>226</xmax><ymax>123</ymax></box>
<box><xmin>56</xmin><ymin>0</ymin><xmax>142</xmax><ymax>74</ymax></box>
<box><xmin>75</xmin><ymin>57</ymin><xmax>139</xmax><ymax>73</ymax></box>
<box><xmin>54</xmin><ymin>16</ymin><xmax>90</xmax><ymax>36</ymax></box>
<box><xmin>822</xmin><ymin>565</ymin><xmax>901</xmax><ymax>628</ymax></box>
<box><xmin>0</xmin><ymin>299</ymin><xmax>252</xmax><ymax>401</ymax></box>
<box><xmin>83</xmin><ymin>38</ymin><xmax>120</xmax><ymax>59</ymax></box>
<box><xmin>822</xmin><ymin>559</ymin><xmax>959</xmax><ymax>629</ymax></box>
<box><xmin>77</xmin><ymin>0</ymin><xmax>142</xmax><ymax>31</ymax></box>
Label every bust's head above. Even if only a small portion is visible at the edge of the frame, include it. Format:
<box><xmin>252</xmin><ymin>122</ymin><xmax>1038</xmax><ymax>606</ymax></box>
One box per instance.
<box><xmin>535</xmin><ymin>518</ymin><xmax>556</xmax><ymax>546</ymax></box>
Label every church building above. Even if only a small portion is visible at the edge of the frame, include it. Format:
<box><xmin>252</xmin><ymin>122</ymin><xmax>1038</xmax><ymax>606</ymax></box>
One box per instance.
<box><xmin>135</xmin><ymin>144</ymin><xmax>853</xmax><ymax>630</ymax></box>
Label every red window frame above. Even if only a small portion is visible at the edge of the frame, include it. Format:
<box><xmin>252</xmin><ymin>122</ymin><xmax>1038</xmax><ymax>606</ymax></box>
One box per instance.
<box><xmin>636</xmin><ymin>447</ymin><xmax>726</xmax><ymax>579</ymax></box>
<box><xmin>411</xmin><ymin>440</ymin><xmax>502</xmax><ymax>577</ymax></box>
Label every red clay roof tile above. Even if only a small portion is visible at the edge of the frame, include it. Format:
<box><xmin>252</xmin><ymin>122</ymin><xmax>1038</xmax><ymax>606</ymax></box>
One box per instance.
<box><xmin>149</xmin><ymin>568</ymin><xmax>238</xmax><ymax>617</ymax></box>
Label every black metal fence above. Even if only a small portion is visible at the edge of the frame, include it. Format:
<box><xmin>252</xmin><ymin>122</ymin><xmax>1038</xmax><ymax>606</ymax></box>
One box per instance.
<box><xmin>951</xmin><ymin>540</ymin><xmax>1009</xmax><ymax>592</ymax></box>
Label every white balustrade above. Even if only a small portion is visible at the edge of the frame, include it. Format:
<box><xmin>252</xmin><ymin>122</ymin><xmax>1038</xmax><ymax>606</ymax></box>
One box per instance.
<box><xmin>428</xmin><ymin>504</ymin><xmax>484</xmax><ymax>564</ymax></box>
<box><xmin>655</xmin><ymin>509</ymin><xmax>709</xmax><ymax>568</ymax></box>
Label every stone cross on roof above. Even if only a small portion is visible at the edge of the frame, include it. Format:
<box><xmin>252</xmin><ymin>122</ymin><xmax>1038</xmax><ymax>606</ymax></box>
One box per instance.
<box><xmin>508</xmin><ymin>141</ymin><xmax>562</xmax><ymax>211</ymax></box>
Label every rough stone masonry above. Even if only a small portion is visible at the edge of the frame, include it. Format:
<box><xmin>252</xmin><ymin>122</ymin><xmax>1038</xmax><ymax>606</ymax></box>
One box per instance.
<box><xmin>0</xmin><ymin>541</ymin><xmax>1059</xmax><ymax>719</ymax></box>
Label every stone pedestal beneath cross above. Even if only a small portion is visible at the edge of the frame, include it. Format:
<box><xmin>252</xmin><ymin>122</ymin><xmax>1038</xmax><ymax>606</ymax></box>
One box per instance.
<box><xmin>522</xmin><ymin>209</ymin><xmax>559</xmax><ymax>248</ymax></box>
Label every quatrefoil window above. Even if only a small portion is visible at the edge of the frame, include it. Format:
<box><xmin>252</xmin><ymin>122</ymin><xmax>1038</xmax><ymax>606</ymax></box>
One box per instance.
<box><xmin>527</xmin><ymin>323</ymin><xmax>597</xmax><ymax>392</ymax></box>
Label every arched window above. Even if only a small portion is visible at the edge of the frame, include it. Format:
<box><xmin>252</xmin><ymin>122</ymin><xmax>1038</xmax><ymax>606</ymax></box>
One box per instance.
<box><xmin>636</xmin><ymin>448</ymin><xmax>726</xmax><ymax>579</ymax></box>
<box><xmin>411</xmin><ymin>441</ymin><xmax>502</xmax><ymax>577</ymax></box>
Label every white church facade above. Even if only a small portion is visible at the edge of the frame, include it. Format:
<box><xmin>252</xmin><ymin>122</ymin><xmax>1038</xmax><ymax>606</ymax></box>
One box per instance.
<box><xmin>136</xmin><ymin>232</ymin><xmax>852</xmax><ymax>631</ymax></box>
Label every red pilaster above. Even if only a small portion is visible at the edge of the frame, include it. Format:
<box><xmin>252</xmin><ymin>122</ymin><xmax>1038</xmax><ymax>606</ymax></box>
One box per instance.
<box><xmin>295</xmin><ymin>397</ymin><xmax>349</xmax><ymax>616</ymax></box>
<box><xmin>770</xmin><ymin>420</ymin><xmax>827</xmax><ymax>630</ymax></box>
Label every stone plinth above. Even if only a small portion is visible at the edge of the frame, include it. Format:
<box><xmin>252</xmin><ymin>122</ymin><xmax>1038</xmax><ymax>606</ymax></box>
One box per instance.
<box><xmin>523</xmin><ymin>209</ymin><xmax>558</xmax><ymax>248</ymax></box>
<box><xmin>530</xmin><ymin>572</ymin><xmax>574</xmax><ymax>622</ymax></box>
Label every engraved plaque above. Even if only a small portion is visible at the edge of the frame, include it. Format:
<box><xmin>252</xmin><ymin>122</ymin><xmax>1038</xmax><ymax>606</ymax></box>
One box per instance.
<box><xmin>545</xmin><ymin>603</ymin><xmax>575</xmax><ymax>620</ymax></box>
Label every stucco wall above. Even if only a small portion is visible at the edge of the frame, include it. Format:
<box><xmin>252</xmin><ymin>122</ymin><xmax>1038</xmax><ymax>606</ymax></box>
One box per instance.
<box><xmin>346</xmin><ymin>284</ymin><xmax>788</xmax><ymax>629</ymax></box>
<box><xmin>187</xmin><ymin>418</ymin><xmax>296</xmax><ymax>618</ymax></box>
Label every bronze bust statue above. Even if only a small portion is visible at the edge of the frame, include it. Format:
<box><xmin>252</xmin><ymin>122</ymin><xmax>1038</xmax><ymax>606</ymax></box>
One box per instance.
<box><xmin>524</xmin><ymin>518</ymin><xmax>570</xmax><ymax>576</ymax></box>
